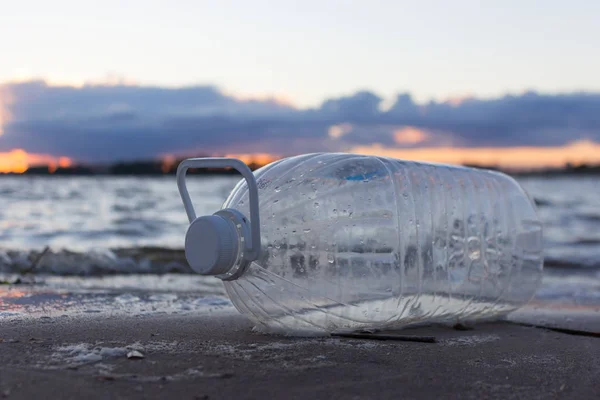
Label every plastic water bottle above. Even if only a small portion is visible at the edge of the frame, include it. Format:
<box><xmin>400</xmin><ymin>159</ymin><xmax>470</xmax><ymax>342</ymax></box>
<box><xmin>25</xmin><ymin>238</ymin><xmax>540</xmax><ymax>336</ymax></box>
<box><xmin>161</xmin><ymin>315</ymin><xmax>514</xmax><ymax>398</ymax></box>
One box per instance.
<box><xmin>177</xmin><ymin>153</ymin><xmax>543</xmax><ymax>335</ymax></box>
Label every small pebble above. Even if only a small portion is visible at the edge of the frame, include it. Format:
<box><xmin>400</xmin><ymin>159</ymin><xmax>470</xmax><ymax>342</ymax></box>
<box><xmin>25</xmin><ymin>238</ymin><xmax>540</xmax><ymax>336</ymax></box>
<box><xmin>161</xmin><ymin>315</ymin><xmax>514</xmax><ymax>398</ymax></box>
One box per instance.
<box><xmin>127</xmin><ymin>350</ymin><xmax>145</xmax><ymax>359</ymax></box>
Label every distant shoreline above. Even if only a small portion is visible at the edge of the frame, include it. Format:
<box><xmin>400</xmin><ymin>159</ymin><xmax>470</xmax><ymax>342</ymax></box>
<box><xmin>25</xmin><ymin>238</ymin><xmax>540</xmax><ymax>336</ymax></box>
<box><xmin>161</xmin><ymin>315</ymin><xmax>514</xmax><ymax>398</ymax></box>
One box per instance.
<box><xmin>2</xmin><ymin>158</ymin><xmax>600</xmax><ymax>177</ymax></box>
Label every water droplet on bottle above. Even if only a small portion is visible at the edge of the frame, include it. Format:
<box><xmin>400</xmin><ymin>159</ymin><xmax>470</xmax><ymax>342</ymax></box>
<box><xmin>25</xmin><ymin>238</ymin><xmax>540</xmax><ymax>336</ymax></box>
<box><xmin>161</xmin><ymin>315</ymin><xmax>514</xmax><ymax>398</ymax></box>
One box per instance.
<box><xmin>467</xmin><ymin>237</ymin><xmax>481</xmax><ymax>260</ymax></box>
<box><xmin>239</xmin><ymin>200</ymin><xmax>245</xmax><ymax>206</ymax></box>
<box><xmin>274</xmin><ymin>186</ymin><xmax>281</xmax><ymax>193</ymax></box>
<box><xmin>332</xmin><ymin>208</ymin><xmax>337</xmax><ymax>213</ymax></box>
<box><xmin>303</xmin><ymin>228</ymin><xmax>311</xmax><ymax>233</ymax></box>
<box><xmin>327</xmin><ymin>254</ymin><xmax>335</xmax><ymax>264</ymax></box>
<box><xmin>314</xmin><ymin>202</ymin><xmax>320</xmax><ymax>208</ymax></box>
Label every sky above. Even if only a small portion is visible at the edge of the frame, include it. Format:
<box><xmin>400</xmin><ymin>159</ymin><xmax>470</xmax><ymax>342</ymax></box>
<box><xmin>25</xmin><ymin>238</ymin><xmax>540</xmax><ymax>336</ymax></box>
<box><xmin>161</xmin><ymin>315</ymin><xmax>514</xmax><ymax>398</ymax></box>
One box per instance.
<box><xmin>1</xmin><ymin>0</ymin><xmax>600</xmax><ymax>171</ymax></box>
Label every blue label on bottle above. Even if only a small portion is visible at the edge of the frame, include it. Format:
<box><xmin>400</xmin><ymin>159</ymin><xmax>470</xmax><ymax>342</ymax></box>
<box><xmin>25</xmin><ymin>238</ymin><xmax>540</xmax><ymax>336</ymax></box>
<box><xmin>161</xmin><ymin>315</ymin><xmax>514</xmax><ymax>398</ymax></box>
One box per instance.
<box><xmin>344</xmin><ymin>170</ymin><xmax>384</xmax><ymax>181</ymax></box>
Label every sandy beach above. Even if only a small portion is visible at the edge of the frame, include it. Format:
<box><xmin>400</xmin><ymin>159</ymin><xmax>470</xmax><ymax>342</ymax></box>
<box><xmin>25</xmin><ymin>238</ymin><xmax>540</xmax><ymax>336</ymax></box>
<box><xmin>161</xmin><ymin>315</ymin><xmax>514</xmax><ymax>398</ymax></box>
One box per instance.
<box><xmin>1</xmin><ymin>312</ymin><xmax>599</xmax><ymax>400</ymax></box>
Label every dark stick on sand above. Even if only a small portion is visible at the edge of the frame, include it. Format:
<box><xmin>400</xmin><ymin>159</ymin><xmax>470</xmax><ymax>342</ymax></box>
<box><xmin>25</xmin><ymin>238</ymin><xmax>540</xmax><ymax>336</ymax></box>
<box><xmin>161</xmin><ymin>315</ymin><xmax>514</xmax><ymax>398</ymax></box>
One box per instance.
<box><xmin>509</xmin><ymin>321</ymin><xmax>600</xmax><ymax>338</ymax></box>
<box><xmin>331</xmin><ymin>332</ymin><xmax>437</xmax><ymax>343</ymax></box>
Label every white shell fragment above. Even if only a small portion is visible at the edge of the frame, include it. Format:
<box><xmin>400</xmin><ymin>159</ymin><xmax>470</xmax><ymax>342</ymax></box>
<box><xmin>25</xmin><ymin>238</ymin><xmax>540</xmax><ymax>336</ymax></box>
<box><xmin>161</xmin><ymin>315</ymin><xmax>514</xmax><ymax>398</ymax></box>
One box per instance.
<box><xmin>127</xmin><ymin>350</ymin><xmax>145</xmax><ymax>359</ymax></box>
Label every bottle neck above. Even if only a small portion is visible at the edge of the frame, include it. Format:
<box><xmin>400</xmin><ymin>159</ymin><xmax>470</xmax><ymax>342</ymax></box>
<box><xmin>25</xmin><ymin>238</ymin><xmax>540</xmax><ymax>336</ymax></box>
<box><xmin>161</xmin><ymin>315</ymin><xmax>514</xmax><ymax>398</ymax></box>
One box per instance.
<box><xmin>184</xmin><ymin>208</ymin><xmax>254</xmax><ymax>281</ymax></box>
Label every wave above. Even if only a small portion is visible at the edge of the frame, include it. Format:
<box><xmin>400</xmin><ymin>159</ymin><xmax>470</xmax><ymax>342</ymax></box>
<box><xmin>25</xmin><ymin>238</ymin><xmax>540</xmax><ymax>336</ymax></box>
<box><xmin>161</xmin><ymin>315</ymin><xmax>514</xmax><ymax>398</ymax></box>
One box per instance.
<box><xmin>1</xmin><ymin>246</ymin><xmax>599</xmax><ymax>278</ymax></box>
<box><xmin>0</xmin><ymin>247</ymin><xmax>192</xmax><ymax>276</ymax></box>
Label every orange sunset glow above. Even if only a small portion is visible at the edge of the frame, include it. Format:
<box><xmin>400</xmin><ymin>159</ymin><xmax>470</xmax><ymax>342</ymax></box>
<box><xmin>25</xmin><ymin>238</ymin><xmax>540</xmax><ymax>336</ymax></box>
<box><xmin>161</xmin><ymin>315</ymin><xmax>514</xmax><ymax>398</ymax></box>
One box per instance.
<box><xmin>157</xmin><ymin>152</ymin><xmax>280</xmax><ymax>173</ymax></box>
<box><xmin>161</xmin><ymin>154</ymin><xmax>177</xmax><ymax>173</ymax></box>
<box><xmin>0</xmin><ymin>149</ymin><xmax>73</xmax><ymax>174</ymax></box>
<box><xmin>163</xmin><ymin>140</ymin><xmax>600</xmax><ymax>172</ymax></box>
<box><xmin>223</xmin><ymin>153</ymin><xmax>280</xmax><ymax>166</ymax></box>
<box><xmin>349</xmin><ymin>139</ymin><xmax>600</xmax><ymax>170</ymax></box>
<box><xmin>4</xmin><ymin>141</ymin><xmax>600</xmax><ymax>175</ymax></box>
<box><xmin>393</xmin><ymin>126</ymin><xmax>429</xmax><ymax>145</ymax></box>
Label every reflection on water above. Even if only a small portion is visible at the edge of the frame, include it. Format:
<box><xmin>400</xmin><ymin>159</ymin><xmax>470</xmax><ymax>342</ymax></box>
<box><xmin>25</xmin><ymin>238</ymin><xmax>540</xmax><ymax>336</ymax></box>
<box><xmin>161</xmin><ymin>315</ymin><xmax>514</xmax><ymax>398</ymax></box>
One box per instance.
<box><xmin>0</xmin><ymin>274</ymin><xmax>232</xmax><ymax>319</ymax></box>
<box><xmin>0</xmin><ymin>175</ymin><xmax>239</xmax><ymax>251</ymax></box>
<box><xmin>0</xmin><ymin>175</ymin><xmax>599</xmax><ymax>268</ymax></box>
<box><xmin>519</xmin><ymin>176</ymin><xmax>600</xmax><ymax>267</ymax></box>
<box><xmin>0</xmin><ymin>175</ymin><xmax>599</xmax><ymax>265</ymax></box>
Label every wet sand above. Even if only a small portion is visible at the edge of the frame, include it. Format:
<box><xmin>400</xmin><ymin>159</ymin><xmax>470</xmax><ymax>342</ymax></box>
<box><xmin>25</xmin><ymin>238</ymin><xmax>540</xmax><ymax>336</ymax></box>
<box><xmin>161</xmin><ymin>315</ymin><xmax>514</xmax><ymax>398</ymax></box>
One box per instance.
<box><xmin>1</xmin><ymin>312</ymin><xmax>599</xmax><ymax>399</ymax></box>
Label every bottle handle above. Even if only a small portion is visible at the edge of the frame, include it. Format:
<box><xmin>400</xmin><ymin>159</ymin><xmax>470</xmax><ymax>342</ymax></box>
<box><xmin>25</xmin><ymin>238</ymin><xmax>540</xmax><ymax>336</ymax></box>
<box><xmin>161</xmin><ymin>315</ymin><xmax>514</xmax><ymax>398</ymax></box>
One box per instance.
<box><xmin>176</xmin><ymin>158</ymin><xmax>261</xmax><ymax>261</ymax></box>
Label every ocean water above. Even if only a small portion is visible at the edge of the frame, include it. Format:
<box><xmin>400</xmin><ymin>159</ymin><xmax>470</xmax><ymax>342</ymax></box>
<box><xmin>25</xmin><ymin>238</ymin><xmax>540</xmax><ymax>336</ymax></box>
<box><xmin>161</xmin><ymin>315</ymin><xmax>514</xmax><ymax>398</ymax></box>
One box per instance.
<box><xmin>1</xmin><ymin>175</ymin><xmax>599</xmax><ymax>324</ymax></box>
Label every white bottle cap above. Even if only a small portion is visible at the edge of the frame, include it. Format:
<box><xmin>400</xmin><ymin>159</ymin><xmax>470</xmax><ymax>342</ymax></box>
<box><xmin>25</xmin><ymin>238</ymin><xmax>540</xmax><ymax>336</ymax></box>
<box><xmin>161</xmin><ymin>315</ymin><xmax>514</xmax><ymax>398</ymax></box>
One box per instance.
<box><xmin>177</xmin><ymin>157</ymin><xmax>262</xmax><ymax>280</ymax></box>
<box><xmin>184</xmin><ymin>215</ymin><xmax>239</xmax><ymax>275</ymax></box>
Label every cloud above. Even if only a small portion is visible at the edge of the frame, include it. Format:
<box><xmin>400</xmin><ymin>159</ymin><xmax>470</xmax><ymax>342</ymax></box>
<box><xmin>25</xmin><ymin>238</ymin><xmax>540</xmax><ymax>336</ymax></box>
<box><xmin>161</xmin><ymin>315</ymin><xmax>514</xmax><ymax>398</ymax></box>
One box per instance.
<box><xmin>318</xmin><ymin>91</ymin><xmax>383</xmax><ymax>120</ymax></box>
<box><xmin>1</xmin><ymin>80</ymin><xmax>600</xmax><ymax>163</ymax></box>
<box><xmin>382</xmin><ymin>91</ymin><xmax>600</xmax><ymax>147</ymax></box>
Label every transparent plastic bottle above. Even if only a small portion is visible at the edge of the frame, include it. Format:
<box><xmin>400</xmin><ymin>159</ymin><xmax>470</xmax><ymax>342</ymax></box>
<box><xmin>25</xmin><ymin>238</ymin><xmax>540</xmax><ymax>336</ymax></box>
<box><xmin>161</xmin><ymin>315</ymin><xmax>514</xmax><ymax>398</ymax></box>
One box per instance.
<box><xmin>177</xmin><ymin>153</ymin><xmax>543</xmax><ymax>335</ymax></box>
